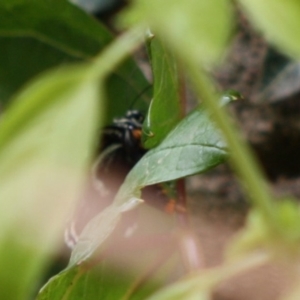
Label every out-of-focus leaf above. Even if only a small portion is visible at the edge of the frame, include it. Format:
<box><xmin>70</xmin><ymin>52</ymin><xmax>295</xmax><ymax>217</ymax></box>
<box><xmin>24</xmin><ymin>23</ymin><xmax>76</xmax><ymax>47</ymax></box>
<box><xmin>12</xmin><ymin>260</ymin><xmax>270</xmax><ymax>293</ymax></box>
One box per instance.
<box><xmin>238</xmin><ymin>0</ymin><xmax>300</xmax><ymax>59</ymax></box>
<box><xmin>146</xmin><ymin>278</ymin><xmax>211</xmax><ymax>300</ymax></box>
<box><xmin>0</xmin><ymin>65</ymin><xmax>100</xmax><ymax>299</ymax></box>
<box><xmin>226</xmin><ymin>210</ymin><xmax>271</xmax><ymax>260</ymax></box>
<box><xmin>0</xmin><ymin>0</ymin><xmax>110</xmax><ymax>105</ymax></box>
<box><xmin>228</xmin><ymin>199</ymin><xmax>300</xmax><ymax>261</ymax></box>
<box><xmin>142</xmin><ymin>38</ymin><xmax>181</xmax><ymax>149</ymax></box>
<box><xmin>0</xmin><ymin>0</ymin><xmax>150</xmax><ymax>119</ymax></box>
<box><xmin>146</xmin><ymin>251</ymin><xmax>269</xmax><ymax>300</ymax></box>
<box><xmin>0</xmin><ymin>0</ymin><xmax>112</xmax><ymax>57</ymax></box>
<box><xmin>272</xmin><ymin>199</ymin><xmax>300</xmax><ymax>243</ymax></box>
<box><xmin>0</xmin><ymin>36</ymin><xmax>81</xmax><ymax>105</ymax></box>
<box><xmin>121</xmin><ymin>0</ymin><xmax>233</xmax><ymax>66</ymax></box>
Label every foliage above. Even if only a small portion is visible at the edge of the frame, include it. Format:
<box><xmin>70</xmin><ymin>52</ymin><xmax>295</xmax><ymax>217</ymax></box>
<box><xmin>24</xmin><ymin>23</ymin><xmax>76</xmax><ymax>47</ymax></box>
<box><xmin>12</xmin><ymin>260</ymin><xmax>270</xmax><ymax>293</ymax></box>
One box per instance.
<box><xmin>1</xmin><ymin>0</ymin><xmax>300</xmax><ymax>299</ymax></box>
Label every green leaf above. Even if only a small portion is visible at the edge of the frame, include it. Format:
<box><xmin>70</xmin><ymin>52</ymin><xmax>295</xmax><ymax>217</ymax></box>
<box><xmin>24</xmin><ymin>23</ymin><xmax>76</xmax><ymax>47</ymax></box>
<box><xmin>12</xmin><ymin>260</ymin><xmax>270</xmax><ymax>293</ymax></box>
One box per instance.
<box><xmin>240</xmin><ymin>0</ymin><xmax>300</xmax><ymax>58</ymax></box>
<box><xmin>228</xmin><ymin>199</ymin><xmax>300</xmax><ymax>261</ymax></box>
<box><xmin>104</xmin><ymin>66</ymin><xmax>151</xmax><ymax>126</ymax></box>
<box><xmin>0</xmin><ymin>0</ymin><xmax>112</xmax><ymax>57</ymax></box>
<box><xmin>142</xmin><ymin>38</ymin><xmax>181</xmax><ymax>149</ymax></box>
<box><xmin>121</xmin><ymin>0</ymin><xmax>233</xmax><ymax>66</ymax></box>
<box><xmin>3</xmin><ymin>26</ymin><xmax>149</xmax><ymax>298</ymax></box>
<box><xmin>0</xmin><ymin>0</ymin><xmax>150</xmax><ymax>117</ymax></box>
<box><xmin>0</xmin><ymin>0</ymin><xmax>109</xmax><ymax>104</ymax></box>
<box><xmin>146</xmin><ymin>252</ymin><xmax>269</xmax><ymax>300</ymax></box>
<box><xmin>0</xmin><ymin>36</ymin><xmax>80</xmax><ymax>105</ymax></box>
<box><xmin>115</xmin><ymin>105</ymin><xmax>228</xmax><ymax>205</ymax></box>
<box><xmin>238</xmin><ymin>0</ymin><xmax>300</xmax><ymax>59</ymax></box>
<box><xmin>226</xmin><ymin>210</ymin><xmax>271</xmax><ymax>260</ymax></box>
<box><xmin>146</xmin><ymin>277</ymin><xmax>211</xmax><ymax>300</ymax></box>
<box><xmin>0</xmin><ymin>64</ymin><xmax>100</xmax><ymax>300</ymax></box>
<box><xmin>272</xmin><ymin>199</ymin><xmax>300</xmax><ymax>243</ymax></box>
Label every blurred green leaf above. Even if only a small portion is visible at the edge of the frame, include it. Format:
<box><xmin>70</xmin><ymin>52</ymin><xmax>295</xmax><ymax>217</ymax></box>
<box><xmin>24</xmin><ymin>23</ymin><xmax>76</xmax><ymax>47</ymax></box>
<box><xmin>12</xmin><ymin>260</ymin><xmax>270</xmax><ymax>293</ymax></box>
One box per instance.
<box><xmin>0</xmin><ymin>0</ymin><xmax>112</xmax><ymax>57</ymax></box>
<box><xmin>121</xmin><ymin>0</ymin><xmax>233</xmax><ymax>66</ymax></box>
<box><xmin>226</xmin><ymin>210</ymin><xmax>271</xmax><ymax>260</ymax></box>
<box><xmin>146</xmin><ymin>251</ymin><xmax>269</xmax><ymax>300</ymax></box>
<box><xmin>146</xmin><ymin>278</ymin><xmax>211</xmax><ymax>300</ymax></box>
<box><xmin>142</xmin><ymin>38</ymin><xmax>181</xmax><ymax>149</ymax></box>
<box><xmin>239</xmin><ymin>0</ymin><xmax>300</xmax><ymax>59</ymax></box>
<box><xmin>0</xmin><ymin>36</ymin><xmax>80</xmax><ymax>104</ymax></box>
<box><xmin>0</xmin><ymin>0</ymin><xmax>150</xmax><ymax>119</ymax></box>
<box><xmin>0</xmin><ymin>65</ymin><xmax>100</xmax><ymax>299</ymax></box>
<box><xmin>3</xmin><ymin>26</ymin><xmax>149</xmax><ymax>299</ymax></box>
<box><xmin>272</xmin><ymin>199</ymin><xmax>300</xmax><ymax>243</ymax></box>
<box><xmin>0</xmin><ymin>0</ymin><xmax>109</xmax><ymax>104</ymax></box>
<box><xmin>228</xmin><ymin>199</ymin><xmax>300</xmax><ymax>261</ymax></box>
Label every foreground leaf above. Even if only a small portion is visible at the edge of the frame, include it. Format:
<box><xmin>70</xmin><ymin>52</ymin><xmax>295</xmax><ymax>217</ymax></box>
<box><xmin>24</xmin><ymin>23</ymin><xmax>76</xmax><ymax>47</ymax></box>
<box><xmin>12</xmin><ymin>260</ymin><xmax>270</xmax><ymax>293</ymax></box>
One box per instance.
<box><xmin>0</xmin><ymin>0</ymin><xmax>150</xmax><ymax>118</ymax></box>
<box><xmin>0</xmin><ymin>0</ymin><xmax>109</xmax><ymax>104</ymax></box>
<box><xmin>239</xmin><ymin>0</ymin><xmax>300</xmax><ymax>59</ymax></box>
<box><xmin>121</xmin><ymin>0</ymin><xmax>233</xmax><ymax>66</ymax></box>
<box><xmin>228</xmin><ymin>199</ymin><xmax>300</xmax><ymax>261</ymax></box>
<box><xmin>0</xmin><ymin>64</ymin><xmax>100</xmax><ymax>299</ymax></box>
<box><xmin>146</xmin><ymin>252</ymin><xmax>268</xmax><ymax>300</ymax></box>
